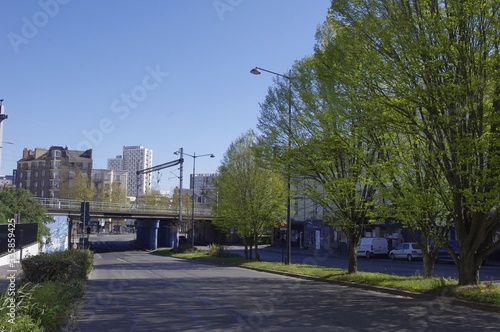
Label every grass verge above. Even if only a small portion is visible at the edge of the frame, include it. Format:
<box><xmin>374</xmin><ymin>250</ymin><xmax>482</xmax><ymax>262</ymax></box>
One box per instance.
<box><xmin>153</xmin><ymin>247</ymin><xmax>500</xmax><ymax>308</ymax></box>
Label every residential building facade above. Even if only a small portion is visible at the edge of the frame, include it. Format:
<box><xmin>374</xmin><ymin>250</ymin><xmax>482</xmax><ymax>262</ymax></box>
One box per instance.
<box><xmin>15</xmin><ymin>146</ymin><xmax>93</xmax><ymax>198</ymax></box>
<box><xmin>108</xmin><ymin>146</ymin><xmax>152</xmax><ymax>198</ymax></box>
<box><xmin>91</xmin><ymin>169</ymin><xmax>128</xmax><ymax>202</ymax></box>
<box><xmin>189</xmin><ymin>173</ymin><xmax>215</xmax><ymax>210</ymax></box>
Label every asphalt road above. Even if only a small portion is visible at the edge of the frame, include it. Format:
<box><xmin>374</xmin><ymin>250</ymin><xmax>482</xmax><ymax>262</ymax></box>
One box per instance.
<box><xmin>69</xmin><ymin>234</ymin><xmax>500</xmax><ymax>331</ymax></box>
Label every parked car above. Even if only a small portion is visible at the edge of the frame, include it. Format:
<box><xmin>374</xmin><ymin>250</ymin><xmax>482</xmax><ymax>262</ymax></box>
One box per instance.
<box><xmin>389</xmin><ymin>242</ymin><xmax>422</xmax><ymax>261</ymax></box>
<box><xmin>356</xmin><ymin>237</ymin><xmax>389</xmax><ymax>259</ymax></box>
<box><xmin>437</xmin><ymin>240</ymin><xmax>460</xmax><ymax>263</ymax></box>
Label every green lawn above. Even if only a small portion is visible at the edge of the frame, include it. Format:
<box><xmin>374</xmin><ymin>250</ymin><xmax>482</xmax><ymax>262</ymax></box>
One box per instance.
<box><xmin>153</xmin><ymin>247</ymin><xmax>500</xmax><ymax>308</ymax></box>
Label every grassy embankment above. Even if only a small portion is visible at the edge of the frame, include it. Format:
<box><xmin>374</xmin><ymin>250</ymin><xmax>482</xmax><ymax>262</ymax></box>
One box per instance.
<box><xmin>153</xmin><ymin>244</ymin><xmax>500</xmax><ymax>308</ymax></box>
<box><xmin>0</xmin><ymin>249</ymin><xmax>93</xmax><ymax>331</ymax></box>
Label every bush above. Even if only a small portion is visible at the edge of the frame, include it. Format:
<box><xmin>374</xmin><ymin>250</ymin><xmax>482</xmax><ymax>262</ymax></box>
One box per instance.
<box><xmin>207</xmin><ymin>243</ymin><xmax>234</xmax><ymax>257</ymax></box>
<box><xmin>1</xmin><ymin>250</ymin><xmax>93</xmax><ymax>332</ymax></box>
<box><xmin>0</xmin><ymin>313</ymin><xmax>43</xmax><ymax>332</ymax></box>
<box><xmin>31</xmin><ymin>280</ymin><xmax>84</xmax><ymax>331</ymax></box>
<box><xmin>172</xmin><ymin>243</ymin><xmax>199</xmax><ymax>254</ymax></box>
<box><xmin>0</xmin><ymin>283</ymin><xmax>43</xmax><ymax>332</ymax></box>
<box><xmin>21</xmin><ymin>249</ymin><xmax>93</xmax><ymax>284</ymax></box>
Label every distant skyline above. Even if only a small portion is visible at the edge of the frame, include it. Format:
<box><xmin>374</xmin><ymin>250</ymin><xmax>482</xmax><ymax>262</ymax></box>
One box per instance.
<box><xmin>0</xmin><ymin>0</ymin><xmax>331</xmax><ymax>191</ymax></box>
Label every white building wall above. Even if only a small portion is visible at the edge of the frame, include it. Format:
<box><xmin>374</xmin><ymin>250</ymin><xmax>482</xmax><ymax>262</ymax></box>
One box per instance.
<box><xmin>122</xmin><ymin>146</ymin><xmax>153</xmax><ymax>197</ymax></box>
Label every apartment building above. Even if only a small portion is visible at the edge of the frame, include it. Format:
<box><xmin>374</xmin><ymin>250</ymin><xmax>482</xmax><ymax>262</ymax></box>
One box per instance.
<box><xmin>108</xmin><ymin>146</ymin><xmax>152</xmax><ymax>197</ymax></box>
<box><xmin>15</xmin><ymin>146</ymin><xmax>93</xmax><ymax>199</ymax></box>
<box><xmin>91</xmin><ymin>169</ymin><xmax>128</xmax><ymax>201</ymax></box>
<box><xmin>190</xmin><ymin>173</ymin><xmax>216</xmax><ymax>209</ymax></box>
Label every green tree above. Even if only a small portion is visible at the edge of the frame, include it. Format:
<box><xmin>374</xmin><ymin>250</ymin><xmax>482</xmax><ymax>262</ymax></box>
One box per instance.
<box><xmin>108</xmin><ymin>182</ymin><xmax>128</xmax><ymax>203</ymax></box>
<box><xmin>375</xmin><ymin>130</ymin><xmax>454</xmax><ymax>277</ymax></box>
<box><xmin>326</xmin><ymin>0</ymin><xmax>500</xmax><ymax>285</ymax></box>
<box><xmin>213</xmin><ymin>130</ymin><xmax>287</xmax><ymax>259</ymax></box>
<box><xmin>256</xmin><ymin>57</ymin><xmax>381</xmax><ymax>273</ymax></box>
<box><xmin>0</xmin><ymin>188</ymin><xmax>53</xmax><ymax>242</ymax></box>
<box><xmin>61</xmin><ymin>170</ymin><xmax>96</xmax><ymax>201</ymax></box>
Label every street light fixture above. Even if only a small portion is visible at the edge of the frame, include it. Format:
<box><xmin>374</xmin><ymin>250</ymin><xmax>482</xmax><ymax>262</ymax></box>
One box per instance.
<box><xmin>175</xmin><ymin>150</ymin><xmax>215</xmax><ymax>247</ymax></box>
<box><xmin>251</xmin><ymin>66</ymin><xmax>292</xmax><ymax>265</ymax></box>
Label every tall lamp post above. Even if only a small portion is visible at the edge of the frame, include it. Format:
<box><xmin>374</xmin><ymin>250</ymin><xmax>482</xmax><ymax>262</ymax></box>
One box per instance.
<box><xmin>251</xmin><ymin>66</ymin><xmax>292</xmax><ymax>265</ymax></box>
<box><xmin>175</xmin><ymin>150</ymin><xmax>214</xmax><ymax>247</ymax></box>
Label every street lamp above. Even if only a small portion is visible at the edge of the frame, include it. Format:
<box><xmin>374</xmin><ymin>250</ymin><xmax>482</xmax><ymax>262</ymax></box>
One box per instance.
<box><xmin>175</xmin><ymin>150</ymin><xmax>214</xmax><ymax>247</ymax></box>
<box><xmin>251</xmin><ymin>66</ymin><xmax>293</xmax><ymax>265</ymax></box>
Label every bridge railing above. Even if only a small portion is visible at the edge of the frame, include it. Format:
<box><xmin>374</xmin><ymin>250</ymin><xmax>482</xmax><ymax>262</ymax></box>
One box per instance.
<box><xmin>36</xmin><ymin>198</ymin><xmax>213</xmax><ymax>217</ymax></box>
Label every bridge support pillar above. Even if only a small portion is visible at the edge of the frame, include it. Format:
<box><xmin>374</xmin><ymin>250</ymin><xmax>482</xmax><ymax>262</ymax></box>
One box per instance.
<box><xmin>136</xmin><ymin>219</ymin><xmax>159</xmax><ymax>250</ymax></box>
<box><xmin>158</xmin><ymin>221</ymin><xmax>179</xmax><ymax>248</ymax></box>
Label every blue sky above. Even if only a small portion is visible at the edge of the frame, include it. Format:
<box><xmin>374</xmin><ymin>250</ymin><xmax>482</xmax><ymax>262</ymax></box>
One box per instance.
<box><xmin>0</xmin><ymin>0</ymin><xmax>330</xmax><ymax>192</ymax></box>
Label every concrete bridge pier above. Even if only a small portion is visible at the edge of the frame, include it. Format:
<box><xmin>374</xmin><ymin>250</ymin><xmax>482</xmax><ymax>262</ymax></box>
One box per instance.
<box><xmin>136</xmin><ymin>219</ymin><xmax>159</xmax><ymax>250</ymax></box>
<box><xmin>135</xmin><ymin>219</ymin><xmax>179</xmax><ymax>250</ymax></box>
<box><xmin>158</xmin><ymin>220</ymin><xmax>179</xmax><ymax>248</ymax></box>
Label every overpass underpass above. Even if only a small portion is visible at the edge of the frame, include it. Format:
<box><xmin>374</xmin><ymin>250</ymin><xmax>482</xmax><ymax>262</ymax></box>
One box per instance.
<box><xmin>37</xmin><ymin>198</ymin><xmax>214</xmax><ymax>251</ymax></box>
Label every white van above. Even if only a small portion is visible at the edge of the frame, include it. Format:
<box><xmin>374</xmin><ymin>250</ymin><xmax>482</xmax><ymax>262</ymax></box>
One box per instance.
<box><xmin>356</xmin><ymin>237</ymin><xmax>389</xmax><ymax>259</ymax></box>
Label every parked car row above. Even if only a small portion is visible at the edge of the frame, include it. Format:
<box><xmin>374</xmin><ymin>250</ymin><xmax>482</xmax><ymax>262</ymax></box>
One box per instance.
<box><xmin>356</xmin><ymin>237</ymin><xmax>423</xmax><ymax>261</ymax></box>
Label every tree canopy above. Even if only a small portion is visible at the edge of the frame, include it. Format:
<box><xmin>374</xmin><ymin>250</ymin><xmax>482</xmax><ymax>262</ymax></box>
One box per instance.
<box><xmin>212</xmin><ymin>130</ymin><xmax>287</xmax><ymax>259</ymax></box>
<box><xmin>0</xmin><ymin>187</ymin><xmax>53</xmax><ymax>242</ymax></box>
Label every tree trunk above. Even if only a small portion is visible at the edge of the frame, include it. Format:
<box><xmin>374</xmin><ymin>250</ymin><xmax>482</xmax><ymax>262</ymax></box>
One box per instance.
<box><xmin>244</xmin><ymin>237</ymin><xmax>249</xmax><ymax>259</ymax></box>
<box><xmin>347</xmin><ymin>237</ymin><xmax>358</xmax><ymax>274</ymax></box>
<box><xmin>422</xmin><ymin>252</ymin><xmax>435</xmax><ymax>278</ymax></box>
<box><xmin>248</xmin><ymin>237</ymin><xmax>253</xmax><ymax>259</ymax></box>
<box><xmin>254</xmin><ymin>234</ymin><xmax>260</xmax><ymax>260</ymax></box>
<box><xmin>458</xmin><ymin>251</ymin><xmax>481</xmax><ymax>285</ymax></box>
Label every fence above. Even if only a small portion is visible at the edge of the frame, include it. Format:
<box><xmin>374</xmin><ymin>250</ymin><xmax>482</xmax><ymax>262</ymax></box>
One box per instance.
<box><xmin>0</xmin><ymin>223</ymin><xmax>38</xmax><ymax>256</ymax></box>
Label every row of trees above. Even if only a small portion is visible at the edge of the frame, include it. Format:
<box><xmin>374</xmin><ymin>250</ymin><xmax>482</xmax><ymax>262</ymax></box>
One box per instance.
<box><xmin>213</xmin><ymin>0</ymin><xmax>500</xmax><ymax>286</ymax></box>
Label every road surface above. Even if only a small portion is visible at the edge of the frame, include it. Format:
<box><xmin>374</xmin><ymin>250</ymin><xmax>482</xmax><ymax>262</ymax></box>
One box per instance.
<box><xmin>69</xmin><ymin>234</ymin><xmax>500</xmax><ymax>331</ymax></box>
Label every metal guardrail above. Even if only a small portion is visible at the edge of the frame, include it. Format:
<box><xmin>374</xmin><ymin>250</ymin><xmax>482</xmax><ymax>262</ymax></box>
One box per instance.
<box><xmin>35</xmin><ymin>197</ymin><xmax>213</xmax><ymax>217</ymax></box>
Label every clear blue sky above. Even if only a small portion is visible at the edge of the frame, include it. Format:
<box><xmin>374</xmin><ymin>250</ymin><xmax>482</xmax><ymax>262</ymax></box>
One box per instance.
<box><xmin>0</xmin><ymin>0</ymin><xmax>330</xmax><ymax>192</ymax></box>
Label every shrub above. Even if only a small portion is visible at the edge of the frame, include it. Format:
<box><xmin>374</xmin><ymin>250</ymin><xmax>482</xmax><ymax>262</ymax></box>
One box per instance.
<box><xmin>30</xmin><ymin>280</ymin><xmax>85</xmax><ymax>331</ymax></box>
<box><xmin>207</xmin><ymin>243</ymin><xmax>233</xmax><ymax>257</ymax></box>
<box><xmin>172</xmin><ymin>243</ymin><xmax>199</xmax><ymax>253</ymax></box>
<box><xmin>21</xmin><ymin>249</ymin><xmax>93</xmax><ymax>284</ymax></box>
<box><xmin>0</xmin><ymin>283</ymin><xmax>43</xmax><ymax>332</ymax></box>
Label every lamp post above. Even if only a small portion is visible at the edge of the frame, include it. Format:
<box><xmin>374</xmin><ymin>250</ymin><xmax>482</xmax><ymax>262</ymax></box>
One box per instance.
<box><xmin>175</xmin><ymin>150</ymin><xmax>214</xmax><ymax>247</ymax></box>
<box><xmin>251</xmin><ymin>66</ymin><xmax>292</xmax><ymax>265</ymax></box>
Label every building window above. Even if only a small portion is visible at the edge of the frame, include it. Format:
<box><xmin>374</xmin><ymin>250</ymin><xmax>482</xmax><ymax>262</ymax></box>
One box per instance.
<box><xmin>51</xmin><ymin>150</ymin><xmax>61</xmax><ymax>158</ymax></box>
<box><xmin>69</xmin><ymin>171</ymin><xmax>75</xmax><ymax>179</ymax></box>
<box><xmin>82</xmin><ymin>163</ymin><xmax>89</xmax><ymax>170</ymax></box>
<box><xmin>51</xmin><ymin>161</ymin><xmax>61</xmax><ymax>168</ymax></box>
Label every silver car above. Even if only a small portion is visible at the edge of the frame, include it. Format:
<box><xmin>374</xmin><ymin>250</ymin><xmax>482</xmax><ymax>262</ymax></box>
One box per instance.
<box><xmin>389</xmin><ymin>242</ymin><xmax>423</xmax><ymax>261</ymax></box>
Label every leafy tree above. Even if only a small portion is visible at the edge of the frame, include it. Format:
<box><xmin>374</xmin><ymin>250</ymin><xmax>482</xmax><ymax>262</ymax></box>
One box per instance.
<box><xmin>60</xmin><ymin>170</ymin><xmax>96</xmax><ymax>201</ymax></box>
<box><xmin>256</xmin><ymin>56</ymin><xmax>381</xmax><ymax>273</ymax></box>
<box><xmin>375</xmin><ymin>130</ymin><xmax>454</xmax><ymax>277</ymax></box>
<box><xmin>213</xmin><ymin>130</ymin><xmax>287</xmax><ymax>259</ymax></box>
<box><xmin>326</xmin><ymin>0</ymin><xmax>500</xmax><ymax>285</ymax></box>
<box><xmin>0</xmin><ymin>188</ymin><xmax>53</xmax><ymax>242</ymax></box>
<box><xmin>108</xmin><ymin>182</ymin><xmax>128</xmax><ymax>203</ymax></box>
